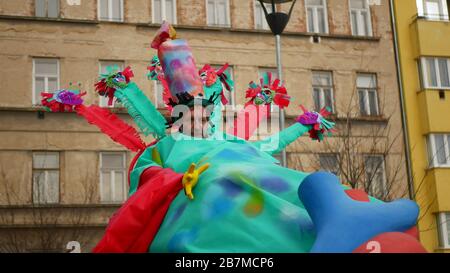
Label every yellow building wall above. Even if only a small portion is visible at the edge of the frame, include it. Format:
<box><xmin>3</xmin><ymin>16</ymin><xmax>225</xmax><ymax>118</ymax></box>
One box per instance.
<box><xmin>393</xmin><ymin>0</ymin><xmax>450</xmax><ymax>253</ymax></box>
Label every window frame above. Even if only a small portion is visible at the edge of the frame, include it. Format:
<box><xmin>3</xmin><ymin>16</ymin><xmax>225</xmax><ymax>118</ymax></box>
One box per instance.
<box><xmin>99</xmin><ymin>152</ymin><xmax>127</xmax><ymax>204</ymax></box>
<box><xmin>357</xmin><ymin>73</ymin><xmax>379</xmax><ymax>117</ymax></box>
<box><xmin>417</xmin><ymin>0</ymin><xmax>450</xmax><ymax>20</ymax></box>
<box><xmin>305</xmin><ymin>0</ymin><xmax>329</xmax><ymax>34</ymax></box>
<box><xmin>32</xmin><ymin>58</ymin><xmax>60</xmax><ymax>106</ymax></box>
<box><xmin>420</xmin><ymin>57</ymin><xmax>450</xmax><ymax>90</ymax></box>
<box><xmin>273</xmin><ymin>152</ymin><xmax>284</xmax><ymax>166</ymax></box>
<box><xmin>312</xmin><ymin>71</ymin><xmax>335</xmax><ymax>113</ymax></box>
<box><xmin>437</xmin><ymin>212</ymin><xmax>450</xmax><ymax>248</ymax></box>
<box><xmin>98</xmin><ymin>60</ymin><xmax>125</xmax><ymax>108</ymax></box>
<box><xmin>206</xmin><ymin>0</ymin><xmax>231</xmax><ymax>27</ymax></box>
<box><xmin>319</xmin><ymin>153</ymin><xmax>340</xmax><ymax>175</ymax></box>
<box><xmin>349</xmin><ymin>0</ymin><xmax>373</xmax><ymax>37</ymax></box>
<box><xmin>154</xmin><ymin>81</ymin><xmax>167</xmax><ymax>109</ymax></box>
<box><xmin>254</xmin><ymin>0</ymin><xmax>271</xmax><ymax>30</ymax></box>
<box><xmin>98</xmin><ymin>0</ymin><xmax>124</xmax><ymax>22</ymax></box>
<box><xmin>364</xmin><ymin>154</ymin><xmax>388</xmax><ymax>199</ymax></box>
<box><xmin>35</xmin><ymin>0</ymin><xmax>60</xmax><ymax>18</ymax></box>
<box><xmin>427</xmin><ymin>134</ymin><xmax>450</xmax><ymax>168</ymax></box>
<box><xmin>152</xmin><ymin>0</ymin><xmax>178</xmax><ymax>24</ymax></box>
<box><xmin>32</xmin><ymin>152</ymin><xmax>60</xmax><ymax>205</ymax></box>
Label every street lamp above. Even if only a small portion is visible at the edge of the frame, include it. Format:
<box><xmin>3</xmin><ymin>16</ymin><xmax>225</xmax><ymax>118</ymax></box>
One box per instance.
<box><xmin>258</xmin><ymin>0</ymin><xmax>297</xmax><ymax>167</ymax></box>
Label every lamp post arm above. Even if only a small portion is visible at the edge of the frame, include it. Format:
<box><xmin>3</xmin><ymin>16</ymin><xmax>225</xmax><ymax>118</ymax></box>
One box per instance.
<box><xmin>258</xmin><ymin>0</ymin><xmax>270</xmax><ymax>17</ymax></box>
<box><xmin>287</xmin><ymin>0</ymin><xmax>297</xmax><ymax>19</ymax></box>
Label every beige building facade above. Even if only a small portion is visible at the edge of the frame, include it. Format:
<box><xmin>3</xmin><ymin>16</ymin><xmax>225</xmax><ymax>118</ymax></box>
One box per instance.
<box><xmin>0</xmin><ymin>0</ymin><xmax>409</xmax><ymax>252</ymax></box>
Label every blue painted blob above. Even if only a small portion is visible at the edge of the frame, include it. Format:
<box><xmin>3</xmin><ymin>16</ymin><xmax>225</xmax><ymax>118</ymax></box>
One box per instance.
<box><xmin>167</xmin><ymin>228</ymin><xmax>199</xmax><ymax>253</ymax></box>
<box><xmin>299</xmin><ymin>171</ymin><xmax>419</xmax><ymax>253</ymax></box>
<box><xmin>215</xmin><ymin>149</ymin><xmax>247</xmax><ymax>161</ymax></box>
<box><xmin>243</xmin><ymin>145</ymin><xmax>260</xmax><ymax>157</ymax></box>
<box><xmin>260</xmin><ymin>176</ymin><xmax>290</xmax><ymax>193</ymax></box>
<box><xmin>217</xmin><ymin>177</ymin><xmax>244</xmax><ymax>198</ymax></box>
<box><xmin>168</xmin><ymin>203</ymin><xmax>188</xmax><ymax>226</ymax></box>
<box><xmin>202</xmin><ymin>196</ymin><xmax>235</xmax><ymax>220</ymax></box>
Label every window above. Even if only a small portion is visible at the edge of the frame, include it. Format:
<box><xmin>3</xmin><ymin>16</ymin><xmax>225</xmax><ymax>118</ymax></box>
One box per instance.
<box><xmin>417</xmin><ymin>0</ymin><xmax>450</xmax><ymax>20</ymax></box>
<box><xmin>254</xmin><ymin>0</ymin><xmax>271</xmax><ymax>30</ymax></box>
<box><xmin>273</xmin><ymin>153</ymin><xmax>283</xmax><ymax>166</ymax></box>
<box><xmin>33</xmin><ymin>58</ymin><xmax>59</xmax><ymax>105</ymax></box>
<box><xmin>154</xmin><ymin>81</ymin><xmax>167</xmax><ymax>109</ymax></box>
<box><xmin>420</xmin><ymin>57</ymin><xmax>450</xmax><ymax>89</ymax></box>
<box><xmin>258</xmin><ymin>68</ymin><xmax>279</xmax><ymax>112</ymax></box>
<box><xmin>427</xmin><ymin>134</ymin><xmax>450</xmax><ymax>167</ymax></box>
<box><xmin>98</xmin><ymin>0</ymin><xmax>124</xmax><ymax>22</ymax></box>
<box><xmin>32</xmin><ymin>152</ymin><xmax>60</xmax><ymax>204</ymax></box>
<box><xmin>365</xmin><ymin>155</ymin><xmax>387</xmax><ymax>199</ymax></box>
<box><xmin>349</xmin><ymin>0</ymin><xmax>373</xmax><ymax>36</ymax></box>
<box><xmin>100</xmin><ymin>152</ymin><xmax>127</xmax><ymax>203</ymax></box>
<box><xmin>306</xmin><ymin>0</ymin><xmax>329</xmax><ymax>34</ymax></box>
<box><xmin>207</xmin><ymin>0</ymin><xmax>230</xmax><ymax>27</ymax></box>
<box><xmin>319</xmin><ymin>154</ymin><xmax>339</xmax><ymax>175</ymax></box>
<box><xmin>99</xmin><ymin>61</ymin><xmax>124</xmax><ymax>107</ymax></box>
<box><xmin>35</xmin><ymin>0</ymin><xmax>60</xmax><ymax>18</ymax></box>
<box><xmin>153</xmin><ymin>0</ymin><xmax>177</xmax><ymax>24</ymax></box>
<box><xmin>437</xmin><ymin>212</ymin><xmax>450</xmax><ymax>248</ymax></box>
<box><xmin>222</xmin><ymin>66</ymin><xmax>235</xmax><ymax>109</ymax></box>
<box><xmin>312</xmin><ymin>71</ymin><xmax>335</xmax><ymax>113</ymax></box>
<box><xmin>357</xmin><ymin>73</ymin><xmax>379</xmax><ymax>116</ymax></box>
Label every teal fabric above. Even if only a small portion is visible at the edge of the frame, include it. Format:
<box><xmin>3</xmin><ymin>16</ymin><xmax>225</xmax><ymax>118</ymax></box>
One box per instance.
<box><xmin>127</xmin><ymin>122</ymin><xmax>322</xmax><ymax>253</ymax></box>
<box><xmin>127</xmin><ymin>123</ymin><xmax>384</xmax><ymax>253</ymax></box>
<box><xmin>115</xmin><ymin>82</ymin><xmax>167</xmax><ymax>139</ymax></box>
<box><xmin>252</xmin><ymin>122</ymin><xmax>309</xmax><ymax>156</ymax></box>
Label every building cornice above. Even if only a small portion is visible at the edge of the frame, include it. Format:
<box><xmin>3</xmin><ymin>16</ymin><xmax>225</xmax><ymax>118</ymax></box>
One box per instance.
<box><xmin>0</xmin><ymin>14</ymin><xmax>381</xmax><ymax>42</ymax></box>
<box><xmin>0</xmin><ymin>106</ymin><xmax>389</xmax><ymax>124</ymax></box>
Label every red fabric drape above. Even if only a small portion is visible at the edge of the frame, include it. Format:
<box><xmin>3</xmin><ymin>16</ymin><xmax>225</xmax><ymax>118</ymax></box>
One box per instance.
<box><xmin>127</xmin><ymin>140</ymin><xmax>158</xmax><ymax>187</ymax></box>
<box><xmin>93</xmin><ymin>167</ymin><xmax>183</xmax><ymax>253</ymax></box>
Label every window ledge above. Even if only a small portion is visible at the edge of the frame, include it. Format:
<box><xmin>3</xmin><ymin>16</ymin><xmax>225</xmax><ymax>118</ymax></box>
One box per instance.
<box><xmin>0</xmin><ymin>14</ymin><xmax>98</xmax><ymax>25</ymax></box>
<box><xmin>415</xmin><ymin>15</ymin><xmax>450</xmax><ymax>23</ymax></box>
<box><xmin>205</xmin><ymin>24</ymin><xmax>232</xmax><ymax>29</ymax></box>
<box><xmin>0</xmin><ymin>204</ymin><xmax>122</xmax><ymax>209</ymax></box>
<box><xmin>426</xmin><ymin>166</ymin><xmax>450</xmax><ymax>171</ymax></box>
<box><xmin>347</xmin><ymin>115</ymin><xmax>387</xmax><ymax>122</ymax></box>
<box><xmin>285</xmin><ymin>114</ymin><xmax>388</xmax><ymax>123</ymax></box>
<box><xmin>418</xmin><ymin>88</ymin><xmax>450</xmax><ymax>93</ymax></box>
<box><xmin>0</xmin><ymin>106</ymin><xmax>131</xmax><ymax>115</ymax></box>
<box><xmin>279</xmin><ymin>31</ymin><xmax>380</xmax><ymax>42</ymax></box>
<box><xmin>0</xmin><ymin>15</ymin><xmax>382</xmax><ymax>42</ymax></box>
<box><xmin>0</xmin><ymin>223</ymin><xmax>108</xmax><ymax>229</ymax></box>
<box><xmin>435</xmin><ymin>247</ymin><xmax>450</xmax><ymax>252</ymax></box>
<box><xmin>98</xmin><ymin>19</ymin><xmax>125</xmax><ymax>24</ymax></box>
<box><xmin>138</xmin><ymin>23</ymin><xmax>381</xmax><ymax>41</ymax></box>
<box><xmin>2</xmin><ymin>107</ymin><xmax>389</xmax><ymax>124</ymax></box>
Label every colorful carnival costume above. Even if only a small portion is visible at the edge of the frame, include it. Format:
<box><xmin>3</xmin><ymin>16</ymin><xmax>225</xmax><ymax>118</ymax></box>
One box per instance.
<box><xmin>41</xmin><ymin>22</ymin><xmax>427</xmax><ymax>253</ymax></box>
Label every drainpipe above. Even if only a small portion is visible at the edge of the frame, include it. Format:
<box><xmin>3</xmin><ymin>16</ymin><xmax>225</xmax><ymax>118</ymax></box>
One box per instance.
<box><xmin>389</xmin><ymin>0</ymin><xmax>415</xmax><ymax>200</ymax></box>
